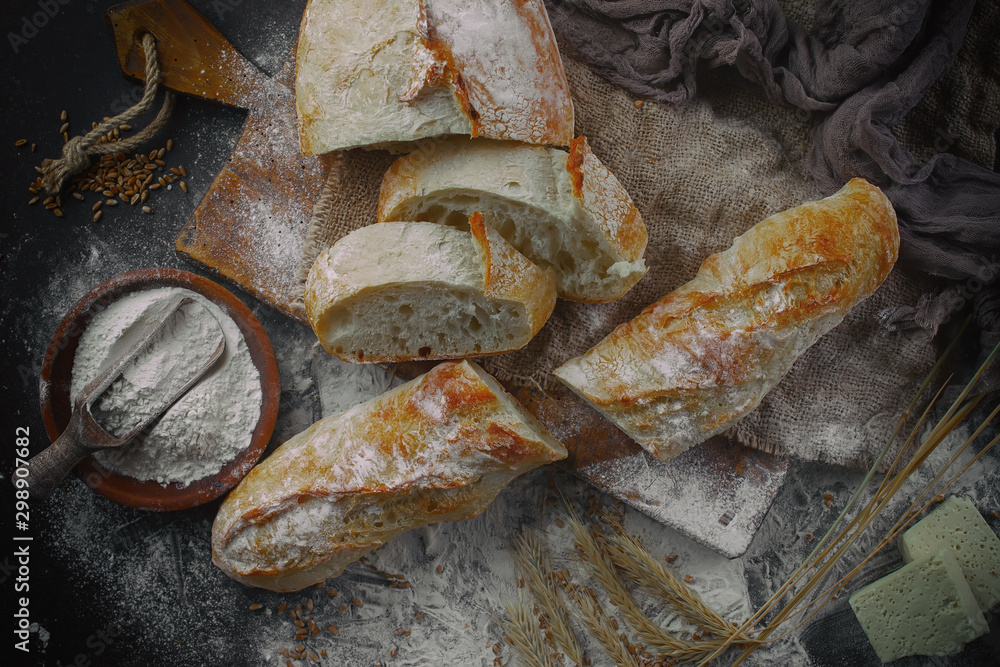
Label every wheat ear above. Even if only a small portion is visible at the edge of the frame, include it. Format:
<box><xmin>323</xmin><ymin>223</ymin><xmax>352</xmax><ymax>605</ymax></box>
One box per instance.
<box><xmin>604</xmin><ymin>526</ymin><xmax>744</xmax><ymax>641</ymax></box>
<box><xmin>566</xmin><ymin>586</ymin><xmax>638</xmax><ymax>666</ymax></box>
<box><xmin>567</xmin><ymin>514</ymin><xmax>729</xmax><ymax>663</ymax></box>
<box><xmin>513</xmin><ymin>530</ymin><xmax>585</xmax><ymax>665</ymax></box>
<box><xmin>500</xmin><ymin>593</ymin><xmax>561</xmax><ymax>667</ymax></box>
<box><xmin>715</xmin><ymin>339</ymin><xmax>1000</xmax><ymax>666</ymax></box>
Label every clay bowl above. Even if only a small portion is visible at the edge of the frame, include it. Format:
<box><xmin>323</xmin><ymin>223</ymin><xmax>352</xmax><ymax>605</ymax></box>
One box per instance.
<box><xmin>39</xmin><ymin>268</ymin><xmax>280</xmax><ymax>511</ymax></box>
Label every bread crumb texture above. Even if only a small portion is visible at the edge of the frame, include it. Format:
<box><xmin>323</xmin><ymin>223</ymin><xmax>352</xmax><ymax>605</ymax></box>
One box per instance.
<box><xmin>304</xmin><ymin>221</ymin><xmax>555</xmax><ymax>362</ymax></box>
<box><xmin>378</xmin><ymin>137</ymin><xmax>647</xmax><ymax>302</ymax></box>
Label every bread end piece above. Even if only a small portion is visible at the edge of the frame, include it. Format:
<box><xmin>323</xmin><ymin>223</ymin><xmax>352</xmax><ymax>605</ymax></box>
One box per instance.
<box><xmin>553</xmin><ymin>178</ymin><xmax>899</xmax><ymax>461</ymax></box>
<box><xmin>295</xmin><ymin>0</ymin><xmax>573</xmax><ymax>154</ymax></box>
<box><xmin>211</xmin><ymin>360</ymin><xmax>566</xmax><ymax>591</ymax></box>
<box><xmin>304</xmin><ymin>220</ymin><xmax>556</xmax><ymax>363</ymax></box>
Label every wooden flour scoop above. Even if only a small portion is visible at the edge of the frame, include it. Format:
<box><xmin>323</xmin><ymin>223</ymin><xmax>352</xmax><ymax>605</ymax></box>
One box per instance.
<box><xmin>106</xmin><ymin>0</ymin><xmax>334</xmax><ymax>321</ymax></box>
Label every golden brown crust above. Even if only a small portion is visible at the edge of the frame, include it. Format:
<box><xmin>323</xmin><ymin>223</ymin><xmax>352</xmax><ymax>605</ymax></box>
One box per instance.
<box><xmin>571</xmin><ymin>137</ymin><xmax>648</xmax><ymax>273</ymax></box>
<box><xmin>553</xmin><ymin>178</ymin><xmax>899</xmax><ymax>461</ymax></box>
<box><xmin>469</xmin><ymin>212</ymin><xmax>493</xmax><ymax>286</ymax></box>
<box><xmin>413</xmin><ymin>0</ymin><xmax>482</xmax><ymax>136</ymax></box>
<box><xmin>424</xmin><ymin>0</ymin><xmax>574</xmax><ymax>145</ymax></box>
<box><xmin>510</xmin><ymin>0</ymin><xmax>575</xmax><ymax>145</ymax></box>
<box><xmin>212</xmin><ymin>360</ymin><xmax>566</xmax><ymax>591</ymax></box>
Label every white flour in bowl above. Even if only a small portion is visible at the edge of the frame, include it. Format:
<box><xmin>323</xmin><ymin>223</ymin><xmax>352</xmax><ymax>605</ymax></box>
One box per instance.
<box><xmin>71</xmin><ymin>286</ymin><xmax>262</xmax><ymax>486</ymax></box>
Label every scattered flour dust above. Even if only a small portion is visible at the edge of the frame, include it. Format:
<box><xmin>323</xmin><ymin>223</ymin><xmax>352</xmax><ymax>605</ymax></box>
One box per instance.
<box><xmin>41</xmin><ymin>259</ymin><xmax>995</xmax><ymax>666</ymax></box>
<box><xmin>70</xmin><ymin>287</ymin><xmax>262</xmax><ymax>486</ymax></box>
<box><xmin>44</xmin><ymin>383</ymin><xmax>996</xmax><ymax>666</ymax></box>
<box><xmin>42</xmin><ymin>314</ymin><xmax>761</xmax><ymax>667</ymax></box>
<box><xmin>312</xmin><ymin>345</ymin><xmax>398</xmax><ymax>416</ymax></box>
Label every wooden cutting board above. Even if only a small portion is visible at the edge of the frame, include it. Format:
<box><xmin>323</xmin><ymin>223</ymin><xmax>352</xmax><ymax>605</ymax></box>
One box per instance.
<box><xmin>108</xmin><ymin>0</ymin><xmax>333</xmax><ymax>322</ymax></box>
<box><xmin>105</xmin><ymin>0</ymin><xmax>788</xmax><ymax>558</ymax></box>
<box><xmin>517</xmin><ymin>387</ymin><xmax>788</xmax><ymax>558</ymax></box>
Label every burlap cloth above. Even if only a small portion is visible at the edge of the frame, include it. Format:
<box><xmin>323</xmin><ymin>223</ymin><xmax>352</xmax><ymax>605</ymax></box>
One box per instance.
<box><xmin>294</xmin><ymin>2</ymin><xmax>998</xmax><ymax>469</ymax></box>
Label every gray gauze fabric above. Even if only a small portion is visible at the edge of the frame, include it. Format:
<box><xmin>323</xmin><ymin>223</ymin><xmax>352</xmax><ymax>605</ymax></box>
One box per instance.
<box><xmin>298</xmin><ymin>50</ymin><xmax>940</xmax><ymax>469</ymax></box>
<box><xmin>543</xmin><ymin>0</ymin><xmax>1000</xmax><ymax>388</ymax></box>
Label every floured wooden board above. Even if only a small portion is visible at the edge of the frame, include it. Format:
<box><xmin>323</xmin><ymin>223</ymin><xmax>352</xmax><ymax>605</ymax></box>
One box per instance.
<box><xmin>107</xmin><ymin>0</ymin><xmax>332</xmax><ymax>322</ymax></box>
<box><xmin>519</xmin><ymin>387</ymin><xmax>789</xmax><ymax>558</ymax></box>
<box><xmin>172</xmin><ymin>45</ymin><xmax>332</xmax><ymax>322</ymax></box>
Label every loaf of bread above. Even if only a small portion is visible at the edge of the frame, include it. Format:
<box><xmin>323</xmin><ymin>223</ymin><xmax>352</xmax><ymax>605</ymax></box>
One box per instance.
<box><xmin>379</xmin><ymin>137</ymin><xmax>648</xmax><ymax>302</ymax></box>
<box><xmin>212</xmin><ymin>360</ymin><xmax>567</xmax><ymax>592</ymax></box>
<box><xmin>553</xmin><ymin>178</ymin><xmax>899</xmax><ymax>462</ymax></box>
<box><xmin>304</xmin><ymin>218</ymin><xmax>556</xmax><ymax>362</ymax></box>
<box><xmin>295</xmin><ymin>0</ymin><xmax>574</xmax><ymax>154</ymax></box>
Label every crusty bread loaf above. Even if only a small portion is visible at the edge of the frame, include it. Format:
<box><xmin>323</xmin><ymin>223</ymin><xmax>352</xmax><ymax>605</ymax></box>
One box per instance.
<box><xmin>379</xmin><ymin>137</ymin><xmax>648</xmax><ymax>302</ymax></box>
<box><xmin>212</xmin><ymin>360</ymin><xmax>567</xmax><ymax>592</ymax></box>
<box><xmin>553</xmin><ymin>178</ymin><xmax>899</xmax><ymax>462</ymax></box>
<box><xmin>304</xmin><ymin>218</ymin><xmax>556</xmax><ymax>362</ymax></box>
<box><xmin>295</xmin><ymin>0</ymin><xmax>574</xmax><ymax>154</ymax></box>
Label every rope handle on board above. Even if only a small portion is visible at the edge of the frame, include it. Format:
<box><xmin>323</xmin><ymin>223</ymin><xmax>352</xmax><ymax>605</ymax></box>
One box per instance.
<box><xmin>39</xmin><ymin>33</ymin><xmax>176</xmax><ymax>194</ymax></box>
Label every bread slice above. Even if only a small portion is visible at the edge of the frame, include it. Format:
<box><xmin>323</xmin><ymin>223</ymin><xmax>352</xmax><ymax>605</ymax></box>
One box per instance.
<box><xmin>304</xmin><ymin>218</ymin><xmax>556</xmax><ymax>362</ymax></box>
<box><xmin>379</xmin><ymin>137</ymin><xmax>648</xmax><ymax>302</ymax></box>
<box><xmin>212</xmin><ymin>359</ymin><xmax>568</xmax><ymax>592</ymax></box>
<box><xmin>295</xmin><ymin>0</ymin><xmax>574</xmax><ymax>154</ymax></box>
<box><xmin>553</xmin><ymin>178</ymin><xmax>899</xmax><ymax>462</ymax></box>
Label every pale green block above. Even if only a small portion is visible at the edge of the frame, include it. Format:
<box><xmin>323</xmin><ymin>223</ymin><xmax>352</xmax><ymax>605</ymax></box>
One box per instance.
<box><xmin>899</xmin><ymin>495</ymin><xmax>1000</xmax><ymax>611</ymax></box>
<box><xmin>849</xmin><ymin>549</ymin><xmax>988</xmax><ymax>663</ymax></box>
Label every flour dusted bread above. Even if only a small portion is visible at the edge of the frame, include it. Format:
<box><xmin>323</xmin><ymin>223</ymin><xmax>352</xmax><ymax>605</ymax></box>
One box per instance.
<box><xmin>212</xmin><ymin>360</ymin><xmax>567</xmax><ymax>592</ymax></box>
<box><xmin>553</xmin><ymin>179</ymin><xmax>900</xmax><ymax>462</ymax></box>
<box><xmin>295</xmin><ymin>0</ymin><xmax>574</xmax><ymax>154</ymax></box>
<box><xmin>379</xmin><ymin>137</ymin><xmax>648</xmax><ymax>302</ymax></box>
<box><xmin>304</xmin><ymin>218</ymin><xmax>556</xmax><ymax>362</ymax></box>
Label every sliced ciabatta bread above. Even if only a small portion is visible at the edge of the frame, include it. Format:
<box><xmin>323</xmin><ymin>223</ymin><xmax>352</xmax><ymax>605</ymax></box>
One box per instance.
<box><xmin>295</xmin><ymin>0</ymin><xmax>574</xmax><ymax>154</ymax></box>
<box><xmin>378</xmin><ymin>137</ymin><xmax>648</xmax><ymax>302</ymax></box>
<box><xmin>553</xmin><ymin>179</ymin><xmax>899</xmax><ymax>462</ymax></box>
<box><xmin>305</xmin><ymin>217</ymin><xmax>556</xmax><ymax>362</ymax></box>
<box><xmin>212</xmin><ymin>359</ymin><xmax>568</xmax><ymax>592</ymax></box>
